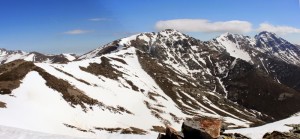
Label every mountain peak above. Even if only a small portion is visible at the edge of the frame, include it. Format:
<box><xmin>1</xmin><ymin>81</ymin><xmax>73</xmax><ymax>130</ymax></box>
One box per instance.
<box><xmin>78</xmin><ymin>29</ymin><xmax>190</xmax><ymax>59</ymax></box>
<box><xmin>257</xmin><ymin>31</ymin><xmax>276</xmax><ymax>36</ymax></box>
<box><xmin>219</xmin><ymin>32</ymin><xmax>249</xmax><ymax>39</ymax></box>
<box><xmin>220</xmin><ymin>32</ymin><xmax>231</xmax><ymax>36</ymax></box>
<box><xmin>254</xmin><ymin>31</ymin><xmax>300</xmax><ymax>65</ymax></box>
<box><xmin>254</xmin><ymin>31</ymin><xmax>289</xmax><ymax>47</ymax></box>
<box><xmin>159</xmin><ymin>29</ymin><xmax>180</xmax><ymax>33</ymax></box>
<box><xmin>157</xmin><ymin>29</ymin><xmax>187</xmax><ymax>37</ymax></box>
<box><xmin>255</xmin><ymin>31</ymin><xmax>280</xmax><ymax>41</ymax></box>
<box><xmin>217</xmin><ymin>32</ymin><xmax>252</xmax><ymax>44</ymax></box>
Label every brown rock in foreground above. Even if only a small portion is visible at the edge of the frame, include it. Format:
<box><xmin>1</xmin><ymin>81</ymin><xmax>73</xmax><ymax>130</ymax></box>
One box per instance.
<box><xmin>182</xmin><ymin>118</ymin><xmax>222</xmax><ymax>139</ymax></box>
<box><xmin>199</xmin><ymin>118</ymin><xmax>222</xmax><ymax>138</ymax></box>
<box><xmin>157</xmin><ymin>117</ymin><xmax>222</xmax><ymax>139</ymax></box>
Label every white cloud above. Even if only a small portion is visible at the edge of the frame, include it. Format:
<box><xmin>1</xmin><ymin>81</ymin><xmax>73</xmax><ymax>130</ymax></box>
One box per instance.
<box><xmin>63</xmin><ymin>29</ymin><xmax>92</xmax><ymax>35</ymax></box>
<box><xmin>257</xmin><ymin>23</ymin><xmax>300</xmax><ymax>35</ymax></box>
<box><xmin>155</xmin><ymin>19</ymin><xmax>252</xmax><ymax>33</ymax></box>
<box><xmin>88</xmin><ymin>18</ymin><xmax>109</xmax><ymax>21</ymax></box>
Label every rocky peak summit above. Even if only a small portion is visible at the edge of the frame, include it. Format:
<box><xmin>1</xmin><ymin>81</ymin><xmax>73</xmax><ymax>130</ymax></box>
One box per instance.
<box><xmin>255</xmin><ymin>31</ymin><xmax>290</xmax><ymax>48</ymax></box>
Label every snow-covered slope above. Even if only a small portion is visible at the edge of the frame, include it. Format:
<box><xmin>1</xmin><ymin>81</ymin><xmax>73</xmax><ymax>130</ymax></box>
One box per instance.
<box><xmin>0</xmin><ymin>125</ymin><xmax>156</xmax><ymax>139</ymax></box>
<box><xmin>226</xmin><ymin>113</ymin><xmax>300</xmax><ymax>139</ymax></box>
<box><xmin>212</xmin><ymin>33</ymin><xmax>255</xmax><ymax>62</ymax></box>
<box><xmin>0</xmin><ymin>48</ymin><xmax>180</xmax><ymax>137</ymax></box>
<box><xmin>62</xmin><ymin>53</ymin><xmax>77</xmax><ymax>61</ymax></box>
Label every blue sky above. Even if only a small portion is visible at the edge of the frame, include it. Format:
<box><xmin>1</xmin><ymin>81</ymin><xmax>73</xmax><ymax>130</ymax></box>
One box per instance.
<box><xmin>0</xmin><ymin>0</ymin><xmax>300</xmax><ymax>54</ymax></box>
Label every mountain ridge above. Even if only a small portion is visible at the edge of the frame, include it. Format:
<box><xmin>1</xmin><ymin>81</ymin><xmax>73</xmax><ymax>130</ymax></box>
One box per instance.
<box><xmin>0</xmin><ymin>29</ymin><xmax>300</xmax><ymax>137</ymax></box>
<box><xmin>0</xmin><ymin>48</ymin><xmax>77</xmax><ymax>64</ymax></box>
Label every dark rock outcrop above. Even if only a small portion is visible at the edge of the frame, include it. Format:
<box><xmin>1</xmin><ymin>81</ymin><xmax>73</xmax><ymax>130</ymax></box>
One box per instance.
<box><xmin>219</xmin><ymin>133</ymin><xmax>250</xmax><ymax>139</ymax></box>
<box><xmin>263</xmin><ymin>124</ymin><xmax>300</xmax><ymax>139</ymax></box>
<box><xmin>157</xmin><ymin>126</ymin><xmax>183</xmax><ymax>139</ymax></box>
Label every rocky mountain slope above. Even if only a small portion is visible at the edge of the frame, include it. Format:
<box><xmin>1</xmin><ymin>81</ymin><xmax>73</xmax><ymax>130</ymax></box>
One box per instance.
<box><xmin>0</xmin><ymin>29</ymin><xmax>299</xmax><ymax>138</ymax></box>
<box><xmin>0</xmin><ymin>48</ymin><xmax>76</xmax><ymax>64</ymax></box>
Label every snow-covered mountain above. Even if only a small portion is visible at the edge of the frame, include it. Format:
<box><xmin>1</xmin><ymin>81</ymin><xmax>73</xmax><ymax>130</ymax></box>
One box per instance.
<box><xmin>0</xmin><ymin>29</ymin><xmax>300</xmax><ymax>138</ymax></box>
<box><xmin>211</xmin><ymin>31</ymin><xmax>300</xmax><ymax>66</ymax></box>
<box><xmin>212</xmin><ymin>32</ymin><xmax>300</xmax><ymax>97</ymax></box>
<box><xmin>255</xmin><ymin>31</ymin><xmax>300</xmax><ymax>65</ymax></box>
<box><xmin>0</xmin><ymin>48</ymin><xmax>76</xmax><ymax>64</ymax></box>
<box><xmin>0</xmin><ymin>125</ymin><xmax>157</xmax><ymax>139</ymax></box>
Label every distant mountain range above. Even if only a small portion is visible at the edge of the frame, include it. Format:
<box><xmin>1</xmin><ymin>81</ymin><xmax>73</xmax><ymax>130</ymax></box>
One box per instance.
<box><xmin>0</xmin><ymin>48</ymin><xmax>76</xmax><ymax>64</ymax></box>
<box><xmin>0</xmin><ymin>29</ymin><xmax>299</xmax><ymax>138</ymax></box>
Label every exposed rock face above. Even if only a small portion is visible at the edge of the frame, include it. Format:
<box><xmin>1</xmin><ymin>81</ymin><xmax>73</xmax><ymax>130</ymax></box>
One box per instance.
<box><xmin>199</xmin><ymin>118</ymin><xmax>222</xmax><ymax>138</ymax></box>
<box><xmin>0</xmin><ymin>60</ymin><xmax>35</xmax><ymax>94</ymax></box>
<box><xmin>223</xmin><ymin>59</ymin><xmax>300</xmax><ymax>120</ymax></box>
<box><xmin>80</xmin><ymin>57</ymin><xmax>123</xmax><ymax>80</ymax></box>
<box><xmin>182</xmin><ymin>118</ymin><xmax>222</xmax><ymax>139</ymax></box>
<box><xmin>165</xmin><ymin>126</ymin><xmax>183</xmax><ymax>139</ymax></box>
<box><xmin>158</xmin><ymin>118</ymin><xmax>222</xmax><ymax>139</ymax></box>
<box><xmin>220</xmin><ymin>133</ymin><xmax>250</xmax><ymax>139</ymax></box>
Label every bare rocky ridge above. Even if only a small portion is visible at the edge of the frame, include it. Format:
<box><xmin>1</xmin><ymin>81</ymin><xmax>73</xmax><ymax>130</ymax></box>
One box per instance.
<box><xmin>80</xmin><ymin>57</ymin><xmax>123</xmax><ymax>80</ymax></box>
<box><xmin>0</xmin><ymin>60</ymin><xmax>35</xmax><ymax>95</ymax></box>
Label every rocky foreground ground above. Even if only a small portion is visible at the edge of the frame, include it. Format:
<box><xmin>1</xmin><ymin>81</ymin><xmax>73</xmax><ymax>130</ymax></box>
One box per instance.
<box><xmin>157</xmin><ymin>117</ymin><xmax>300</xmax><ymax>139</ymax></box>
